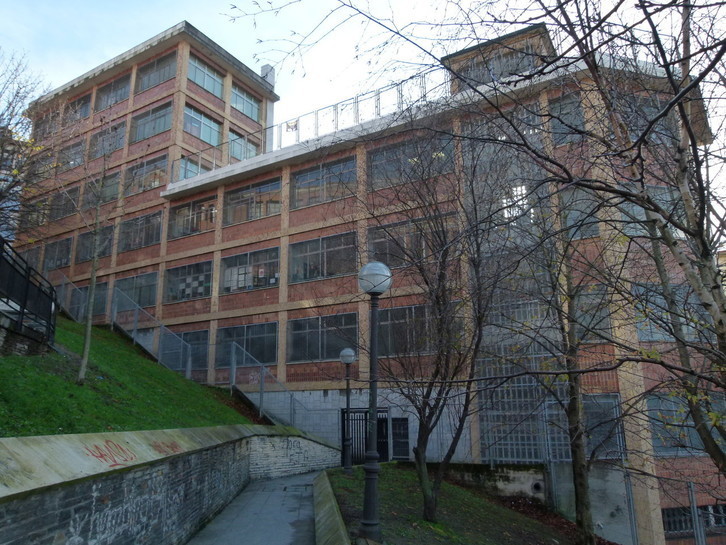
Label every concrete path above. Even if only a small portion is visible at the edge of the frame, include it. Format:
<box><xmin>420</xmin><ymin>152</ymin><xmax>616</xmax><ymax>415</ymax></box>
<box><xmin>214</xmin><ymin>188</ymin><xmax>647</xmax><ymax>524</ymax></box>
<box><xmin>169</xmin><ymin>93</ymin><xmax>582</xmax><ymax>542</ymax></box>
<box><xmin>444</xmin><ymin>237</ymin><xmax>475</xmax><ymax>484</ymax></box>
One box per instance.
<box><xmin>185</xmin><ymin>471</ymin><xmax>317</xmax><ymax>545</ymax></box>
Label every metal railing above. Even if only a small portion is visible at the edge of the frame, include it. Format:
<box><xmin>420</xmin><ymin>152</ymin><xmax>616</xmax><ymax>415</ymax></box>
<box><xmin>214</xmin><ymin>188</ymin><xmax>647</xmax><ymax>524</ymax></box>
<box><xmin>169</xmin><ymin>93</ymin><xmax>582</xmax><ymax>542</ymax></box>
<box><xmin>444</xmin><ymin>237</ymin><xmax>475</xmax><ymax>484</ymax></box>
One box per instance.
<box><xmin>110</xmin><ymin>288</ymin><xmax>195</xmax><ymax>378</ymax></box>
<box><xmin>171</xmin><ymin>67</ymin><xmax>451</xmax><ymax>183</ymax></box>
<box><xmin>223</xmin><ymin>341</ymin><xmax>310</xmax><ymax>427</ymax></box>
<box><xmin>0</xmin><ymin>235</ymin><xmax>56</xmax><ymax>343</ymax></box>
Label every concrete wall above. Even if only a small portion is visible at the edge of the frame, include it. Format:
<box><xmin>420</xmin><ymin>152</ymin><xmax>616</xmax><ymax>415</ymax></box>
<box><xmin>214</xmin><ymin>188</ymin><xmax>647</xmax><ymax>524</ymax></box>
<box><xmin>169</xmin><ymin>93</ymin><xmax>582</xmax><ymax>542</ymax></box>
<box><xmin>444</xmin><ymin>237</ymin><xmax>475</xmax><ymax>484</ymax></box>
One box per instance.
<box><xmin>0</xmin><ymin>425</ymin><xmax>339</xmax><ymax>545</ymax></box>
<box><xmin>249</xmin><ymin>387</ymin><xmax>474</xmax><ymax>463</ymax></box>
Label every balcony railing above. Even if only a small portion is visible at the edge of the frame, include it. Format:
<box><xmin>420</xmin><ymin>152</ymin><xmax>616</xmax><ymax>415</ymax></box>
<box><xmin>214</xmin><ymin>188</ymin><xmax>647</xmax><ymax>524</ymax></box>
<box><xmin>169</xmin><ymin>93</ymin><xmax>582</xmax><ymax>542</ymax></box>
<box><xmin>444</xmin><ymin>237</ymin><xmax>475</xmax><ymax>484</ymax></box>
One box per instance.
<box><xmin>171</xmin><ymin>67</ymin><xmax>450</xmax><ymax>183</ymax></box>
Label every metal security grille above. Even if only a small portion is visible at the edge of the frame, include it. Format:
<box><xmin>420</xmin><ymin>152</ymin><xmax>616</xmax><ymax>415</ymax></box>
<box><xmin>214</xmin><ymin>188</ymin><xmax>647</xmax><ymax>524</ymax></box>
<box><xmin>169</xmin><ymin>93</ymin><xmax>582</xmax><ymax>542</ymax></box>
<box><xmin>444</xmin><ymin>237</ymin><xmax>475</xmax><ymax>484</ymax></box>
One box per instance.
<box><xmin>342</xmin><ymin>408</ymin><xmax>389</xmax><ymax>464</ymax></box>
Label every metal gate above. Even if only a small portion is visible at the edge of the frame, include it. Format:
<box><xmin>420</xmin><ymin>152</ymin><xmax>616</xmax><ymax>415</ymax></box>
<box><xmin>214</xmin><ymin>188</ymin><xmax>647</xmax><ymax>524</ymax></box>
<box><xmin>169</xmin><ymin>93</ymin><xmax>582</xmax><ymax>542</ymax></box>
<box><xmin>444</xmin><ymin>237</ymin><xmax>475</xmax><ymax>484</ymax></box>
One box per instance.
<box><xmin>342</xmin><ymin>408</ymin><xmax>389</xmax><ymax>464</ymax></box>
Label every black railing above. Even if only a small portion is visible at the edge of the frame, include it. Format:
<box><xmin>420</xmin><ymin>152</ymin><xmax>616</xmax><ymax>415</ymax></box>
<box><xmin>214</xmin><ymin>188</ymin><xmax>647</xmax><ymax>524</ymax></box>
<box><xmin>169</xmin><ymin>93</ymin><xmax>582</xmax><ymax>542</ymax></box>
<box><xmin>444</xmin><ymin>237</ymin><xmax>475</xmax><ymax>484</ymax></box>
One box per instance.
<box><xmin>0</xmin><ymin>235</ymin><xmax>56</xmax><ymax>343</ymax></box>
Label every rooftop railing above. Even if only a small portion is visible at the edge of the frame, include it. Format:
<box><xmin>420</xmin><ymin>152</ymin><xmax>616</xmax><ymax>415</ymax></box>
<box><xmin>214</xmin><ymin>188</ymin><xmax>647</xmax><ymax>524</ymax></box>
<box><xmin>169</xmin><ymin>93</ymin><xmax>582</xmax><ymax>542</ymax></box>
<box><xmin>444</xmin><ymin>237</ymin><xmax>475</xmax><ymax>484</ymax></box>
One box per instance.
<box><xmin>171</xmin><ymin>67</ymin><xmax>450</xmax><ymax>183</ymax></box>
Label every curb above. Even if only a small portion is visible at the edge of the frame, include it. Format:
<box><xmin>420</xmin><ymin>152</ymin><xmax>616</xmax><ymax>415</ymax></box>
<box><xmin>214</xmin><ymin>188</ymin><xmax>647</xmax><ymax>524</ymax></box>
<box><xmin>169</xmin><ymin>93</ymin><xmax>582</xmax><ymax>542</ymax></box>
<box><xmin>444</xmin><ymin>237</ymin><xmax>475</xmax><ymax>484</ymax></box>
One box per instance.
<box><xmin>313</xmin><ymin>471</ymin><xmax>351</xmax><ymax>545</ymax></box>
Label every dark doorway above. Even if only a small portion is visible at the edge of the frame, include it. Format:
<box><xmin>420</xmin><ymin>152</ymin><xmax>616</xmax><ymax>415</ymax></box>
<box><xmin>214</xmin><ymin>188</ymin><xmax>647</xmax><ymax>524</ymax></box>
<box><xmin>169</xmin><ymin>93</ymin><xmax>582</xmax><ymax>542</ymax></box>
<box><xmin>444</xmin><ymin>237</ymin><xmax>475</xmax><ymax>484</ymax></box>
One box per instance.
<box><xmin>342</xmin><ymin>408</ymin><xmax>389</xmax><ymax>464</ymax></box>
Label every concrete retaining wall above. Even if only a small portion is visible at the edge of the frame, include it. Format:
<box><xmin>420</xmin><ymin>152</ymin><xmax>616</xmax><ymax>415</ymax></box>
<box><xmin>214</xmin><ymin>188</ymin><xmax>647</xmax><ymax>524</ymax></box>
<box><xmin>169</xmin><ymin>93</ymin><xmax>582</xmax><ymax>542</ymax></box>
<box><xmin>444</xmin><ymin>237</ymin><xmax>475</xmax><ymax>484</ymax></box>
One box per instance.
<box><xmin>0</xmin><ymin>425</ymin><xmax>339</xmax><ymax>545</ymax></box>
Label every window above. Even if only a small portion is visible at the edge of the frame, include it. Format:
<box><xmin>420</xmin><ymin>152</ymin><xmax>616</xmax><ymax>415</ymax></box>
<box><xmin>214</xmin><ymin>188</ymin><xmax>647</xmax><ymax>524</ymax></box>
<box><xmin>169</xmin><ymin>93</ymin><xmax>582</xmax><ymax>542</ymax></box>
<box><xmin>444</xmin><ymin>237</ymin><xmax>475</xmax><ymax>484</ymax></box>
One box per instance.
<box><xmin>368</xmin><ymin>218</ymin><xmax>450</xmax><ymax>267</ymax></box>
<box><xmin>64</xmin><ymin>95</ymin><xmax>91</xmax><ymax>123</ymax></box>
<box><xmin>291</xmin><ymin>157</ymin><xmax>357</xmax><ymax>208</ymax></box>
<box><xmin>95</xmin><ymin>75</ymin><xmax>130</xmax><ymax>111</ymax></box>
<box><xmin>662</xmin><ymin>504</ymin><xmax>726</xmax><ymax>536</ymax></box>
<box><xmin>289</xmin><ymin>232</ymin><xmax>356</xmax><ymax>283</ymax></box>
<box><xmin>70</xmin><ymin>282</ymin><xmax>108</xmax><ymax>318</ymax></box>
<box><xmin>124</xmin><ymin>155</ymin><xmax>167</xmax><ymax>196</ymax></box>
<box><xmin>130</xmin><ymin>102</ymin><xmax>172</xmax><ymax>143</ymax></box>
<box><xmin>160</xmin><ymin>329</ymin><xmax>208</xmax><ymax>370</ymax></box>
<box><xmin>184</xmin><ymin>106</ymin><xmax>221</xmax><ymax>146</ymax></box>
<box><xmin>57</xmin><ymin>141</ymin><xmax>85</xmax><ymax>172</ymax></box>
<box><xmin>178</xmin><ymin>156</ymin><xmax>211</xmax><ymax>181</ymax></box>
<box><xmin>168</xmin><ymin>196</ymin><xmax>217</xmax><ymax>239</ymax></box>
<box><xmin>392</xmin><ymin>417</ymin><xmax>410</xmax><ymax>460</ymax></box>
<box><xmin>368</xmin><ymin>135</ymin><xmax>454</xmax><ymax>189</ymax></box>
<box><xmin>647</xmin><ymin>395</ymin><xmax>705</xmax><ymax>456</ymax></box>
<box><xmin>118</xmin><ymin>211</ymin><xmax>162</xmax><ymax>252</ymax></box>
<box><xmin>287</xmin><ymin>313</ymin><xmax>357</xmax><ymax>362</ymax></box>
<box><xmin>164</xmin><ymin>261</ymin><xmax>213</xmax><ymax>302</ymax></box>
<box><xmin>115</xmin><ymin>272</ymin><xmax>158</xmax><ymax>308</ymax></box>
<box><xmin>89</xmin><ymin>121</ymin><xmax>126</xmax><ymax>159</ymax></box>
<box><xmin>550</xmin><ymin>94</ymin><xmax>584</xmax><ymax>145</ymax></box>
<box><xmin>82</xmin><ymin>173</ymin><xmax>120</xmax><ymax>209</ymax></box>
<box><xmin>229</xmin><ymin>131</ymin><xmax>259</xmax><ymax>161</ymax></box>
<box><xmin>231</xmin><ymin>84</ymin><xmax>261</xmax><ymax>121</ymax></box>
<box><xmin>460</xmin><ymin>46</ymin><xmax>536</xmax><ymax>86</ymax></box>
<box><xmin>572</xmin><ymin>285</ymin><xmax>611</xmax><ymax>343</ymax></box>
<box><xmin>632</xmin><ymin>283</ymin><xmax>712</xmax><ymax>343</ymax></box>
<box><xmin>216</xmin><ymin>322</ymin><xmax>278</xmax><ymax>367</ymax></box>
<box><xmin>618</xmin><ymin>95</ymin><xmax>678</xmax><ymax>145</ymax></box>
<box><xmin>20</xmin><ymin>246</ymin><xmax>40</xmax><ymax>270</ymax></box>
<box><xmin>75</xmin><ymin>225</ymin><xmax>113</xmax><ymax>263</ymax></box>
<box><xmin>135</xmin><ymin>52</ymin><xmax>176</xmax><ymax>94</ymax></box>
<box><xmin>545</xmin><ymin>394</ymin><xmax>624</xmax><ymax>462</ymax></box>
<box><xmin>223</xmin><ymin>178</ymin><xmax>281</xmax><ymax>224</ymax></box>
<box><xmin>619</xmin><ymin>184</ymin><xmax>685</xmax><ymax>238</ymax></box>
<box><xmin>43</xmin><ymin>237</ymin><xmax>72</xmax><ymax>271</ymax></box>
<box><xmin>188</xmin><ymin>55</ymin><xmax>223</xmax><ymax>98</ymax></box>
<box><xmin>561</xmin><ymin>187</ymin><xmax>600</xmax><ymax>239</ymax></box>
<box><xmin>220</xmin><ymin>247</ymin><xmax>279</xmax><ymax>293</ymax></box>
<box><xmin>48</xmin><ymin>186</ymin><xmax>79</xmax><ymax>220</ymax></box>
<box><xmin>379</xmin><ymin>305</ymin><xmax>433</xmax><ymax>356</ymax></box>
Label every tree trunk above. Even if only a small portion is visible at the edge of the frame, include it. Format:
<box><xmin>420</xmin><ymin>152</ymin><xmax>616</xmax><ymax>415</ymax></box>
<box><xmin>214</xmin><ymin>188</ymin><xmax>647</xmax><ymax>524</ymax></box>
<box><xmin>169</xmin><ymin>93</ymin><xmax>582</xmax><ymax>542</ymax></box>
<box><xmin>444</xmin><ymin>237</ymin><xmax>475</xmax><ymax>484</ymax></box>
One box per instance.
<box><xmin>77</xmin><ymin>202</ymin><xmax>101</xmax><ymax>385</ymax></box>
<box><xmin>413</xmin><ymin>443</ymin><xmax>438</xmax><ymax>522</ymax></box>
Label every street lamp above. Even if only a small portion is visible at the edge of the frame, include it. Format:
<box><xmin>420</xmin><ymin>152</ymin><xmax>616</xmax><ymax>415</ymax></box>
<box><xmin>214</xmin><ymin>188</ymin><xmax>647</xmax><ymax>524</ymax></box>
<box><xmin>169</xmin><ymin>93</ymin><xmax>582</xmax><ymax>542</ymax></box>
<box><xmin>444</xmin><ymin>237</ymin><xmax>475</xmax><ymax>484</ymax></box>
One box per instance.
<box><xmin>340</xmin><ymin>347</ymin><xmax>356</xmax><ymax>475</ymax></box>
<box><xmin>357</xmin><ymin>261</ymin><xmax>392</xmax><ymax>543</ymax></box>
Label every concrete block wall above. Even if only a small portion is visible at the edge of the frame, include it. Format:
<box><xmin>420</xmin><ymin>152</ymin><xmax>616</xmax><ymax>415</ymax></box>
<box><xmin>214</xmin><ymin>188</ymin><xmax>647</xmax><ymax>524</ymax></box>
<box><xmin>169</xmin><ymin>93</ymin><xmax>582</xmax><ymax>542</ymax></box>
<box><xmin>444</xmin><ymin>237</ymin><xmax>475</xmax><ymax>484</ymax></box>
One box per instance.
<box><xmin>251</xmin><ymin>387</ymin><xmax>474</xmax><ymax>462</ymax></box>
<box><xmin>0</xmin><ymin>425</ymin><xmax>339</xmax><ymax>545</ymax></box>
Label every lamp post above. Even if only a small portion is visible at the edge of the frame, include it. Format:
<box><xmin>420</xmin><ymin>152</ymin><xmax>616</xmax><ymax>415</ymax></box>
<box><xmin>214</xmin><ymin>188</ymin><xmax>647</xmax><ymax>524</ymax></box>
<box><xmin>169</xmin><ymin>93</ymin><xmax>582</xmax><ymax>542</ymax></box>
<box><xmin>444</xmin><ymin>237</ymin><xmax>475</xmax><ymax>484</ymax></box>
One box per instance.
<box><xmin>357</xmin><ymin>261</ymin><xmax>392</xmax><ymax>543</ymax></box>
<box><xmin>340</xmin><ymin>347</ymin><xmax>355</xmax><ymax>475</ymax></box>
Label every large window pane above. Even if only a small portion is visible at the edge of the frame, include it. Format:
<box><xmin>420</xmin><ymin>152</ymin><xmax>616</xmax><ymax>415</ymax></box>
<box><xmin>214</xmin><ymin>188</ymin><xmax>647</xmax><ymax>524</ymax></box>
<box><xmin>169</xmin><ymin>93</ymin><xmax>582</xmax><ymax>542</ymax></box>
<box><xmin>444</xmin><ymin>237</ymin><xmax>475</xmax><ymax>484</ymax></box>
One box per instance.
<box><xmin>95</xmin><ymin>75</ymin><xmax>130</xmax><ymax>111</ymax></box>
<box><xmin>124</xmin><ymin>155</ymin><xmax>167</xmax><ymax>196</ymax></box>
<box><xmin>216</xmin><ymin>322</ymin><xmax>278</xmax><ymax>367</ymax></box>
<box><xmin>136</xmin><ymin>52</ymin><xmax>177</xmax><ymax>94</ymax></box>
<box><xmin>89</xmin><ymin>121</ymin><xmax>126</xmax><ymax>159</ymax></box>
<box><xmin>231</xmin><ymin>84</ymin><xmax>260</xmax><ymax>121</ymax></box>
<box><xmin>83</xmin><ymin>173</ymin><xmax>120</xmax><ymax>209</ymax></box>
<box><xmin>368</xmin><ymin>135</ymin><xmax>454</xmax><ymax>189</ymax></box>
<box><xmin>220</xmin><ymin>247</ymin><xmax>279</xmax><ymax>293</ymax></box>
<box><xmin>44</xmin><ymin>237</ymin><xmax>72</xmax><ymax>271</ymax></box>
<box><xmin>168</xmin><ymin>196</ymin><xmax>217</xmax><ymax>239</ymax></box>
<box><xmin>287</xmin><ymin>313</ymin><xmax>357</xmax><ymax>362</ymax></box>
<box><xmin>291</xmin><ymin>157</ymin><xmax>356</xmax><ymax>209</ymax></box>
<box><xmin>289</xmin><ymin>233</ymin><xmax>356</xmax><ymax>283</ymax></box>
<box><xmin>188</xmin><ymin>55</ymin><xmax>223</xmax><ymax>98</ymax></box>
<box><xmin>164</xmin><ymin>261</ymin><xmax>212</xmax><ymax>302</ymax></box>
<box><xmin>76</xmin><ymin>225</ymin><xmax>114</xmax><ymax>263</ymax></box>
<box><xmin>184</xmin><ymin>105</ymin><xmax>221</xmax><ymax>146</ymax></box>
<box><xmin>115</xmin><ymin>272</ymin><xmax>157</xmax><ymax>308</ymax></box>
<box><xmin>118</xmin><ymin>211</ymin><xmax>162</xmax><ymax>252</ymax></box>
<box><xmin>223</xmin><ymin>178</ymin><xmax>281</xmax><ymax>224</ymax></box>
<box><xmin>130</xmin><ymin>103</ymin><xmax>172</xmax><ymax>143</ymax></box>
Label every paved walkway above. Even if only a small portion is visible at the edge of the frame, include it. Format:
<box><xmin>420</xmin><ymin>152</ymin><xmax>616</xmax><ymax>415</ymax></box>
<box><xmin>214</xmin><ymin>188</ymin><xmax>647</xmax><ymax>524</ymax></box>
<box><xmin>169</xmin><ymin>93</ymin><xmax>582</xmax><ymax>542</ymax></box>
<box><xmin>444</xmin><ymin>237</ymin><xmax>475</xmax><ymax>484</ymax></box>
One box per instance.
<box><xmin>185</xmin><ymin>471</ymin><xmax>317</xmax><ymax>545</ymax></box>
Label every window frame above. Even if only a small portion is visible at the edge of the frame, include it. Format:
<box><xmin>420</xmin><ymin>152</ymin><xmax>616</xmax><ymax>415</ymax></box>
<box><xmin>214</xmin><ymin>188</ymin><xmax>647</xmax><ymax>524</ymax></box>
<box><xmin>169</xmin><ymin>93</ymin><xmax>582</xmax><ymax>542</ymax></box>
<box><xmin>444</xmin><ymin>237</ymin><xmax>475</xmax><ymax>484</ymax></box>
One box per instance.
<box><xmin>135</xmin><ymin>52</ymin><xmax>177</xmax><ymax>94</ymax></box>
<box><xmin>216</xmin><ymin>322</ymin><xmax>278</xmax><ymax>368</ymax></box>
<box><xmin>289</xmin><ymin>232</ymin><xmax>357</xmax><ymax>283</ymax></box>
<box><xmin>188</xmin><ymin>55</ymin><xmax>223</xmax><ymax>98</ymax></box>
<box><xmin>287</xmin><ymin>313</ymin><xmax>358</xmax><ymax>363</ymax></box>
<box><xmin>168</xmin><ymin>196</ymin><xmax>217</xmax><ymax>239</ymax></box>
<box><xmin>163</xmin><ymin>260</ymin><xmax>213</xmax><ymax>303</ymax></box>
<box><xmin>75</xmin><ymin>225</ymin><xmax>114</xmax><ymax>263</ymax></box>
<box><xmin>183</xmin><ymin>105</ymin><xmax>222</xmax><ymax>146</ymax></box>
<box><xmin>223</xmin><ymin>178</ymin><xmax>281</xmax><ymax>225</ymax></box>
<box><xmin>118</xmin><ymin>211</ymin><xmax>163</xmax><ymax>252</ymax></box>
<box><xmin>115</xmin><ymin>272</ymin><xmax>158</xmax><ymax>308</ymax></box>
<box><xmin>129</xmin><ymin>102</ymin><xmax>172</xmax><ymax>143</ymax></box>
<box><xmin>220</xmin><ymin>247</ymin><xmax>280</xmax><ymax>294</ymax></box>
<box><xmin>89</xmin><ymin>120</ymin><xmax>126</xmax><ymax>159</ymax></box>
<box><xmin>124</xmin><ymin>154</ymin><xmax>167</xmax><ymax>196</ymax></box>
<box><xmin>290</xmin><ymin>157</ymin><xmax>357</xmax><ymax>209</ymax></box>
<box><xmin>231</xmin><ymin>84</ymin><xmax>261</xmax><ymax>121</ymax></box>
<box><xmin>94</xmin><ymin>74</ymin><xmax>131</xmax><ymax>112</ymax></box>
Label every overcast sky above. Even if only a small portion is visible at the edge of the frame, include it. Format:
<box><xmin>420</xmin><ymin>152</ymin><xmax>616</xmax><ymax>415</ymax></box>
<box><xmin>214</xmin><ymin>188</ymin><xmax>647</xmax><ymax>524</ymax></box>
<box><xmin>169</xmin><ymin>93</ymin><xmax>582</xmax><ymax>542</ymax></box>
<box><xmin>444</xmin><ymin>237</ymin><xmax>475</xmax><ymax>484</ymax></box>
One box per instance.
<box><xmin>1</xmin><ymin>0</ymin><xmax>398</xmax><ymax>125</ymax></box>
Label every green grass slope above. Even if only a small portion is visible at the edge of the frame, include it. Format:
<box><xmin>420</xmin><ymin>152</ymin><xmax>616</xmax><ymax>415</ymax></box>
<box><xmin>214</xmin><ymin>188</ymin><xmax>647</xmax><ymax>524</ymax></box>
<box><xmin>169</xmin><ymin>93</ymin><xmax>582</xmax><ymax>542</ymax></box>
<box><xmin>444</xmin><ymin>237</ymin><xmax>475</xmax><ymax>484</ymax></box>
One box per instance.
<box><xmin>0</xmin><ymin>316</ymin><xmax>250</xmax><ymax>437</ymax></box>
<box><xmin>330</xmin><ymin>464</ymin><xmax>581</xmax><ymax>545</ymax></box>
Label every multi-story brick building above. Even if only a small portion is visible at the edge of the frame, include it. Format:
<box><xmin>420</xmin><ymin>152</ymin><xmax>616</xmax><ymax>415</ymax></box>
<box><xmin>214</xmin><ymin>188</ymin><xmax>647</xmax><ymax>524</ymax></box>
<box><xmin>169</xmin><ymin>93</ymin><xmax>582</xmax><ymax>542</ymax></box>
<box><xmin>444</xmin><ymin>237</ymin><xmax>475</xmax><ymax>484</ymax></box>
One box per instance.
<box><xmin>14</xmin><ymin>22</ymin><xmax>723</xmax><ymax>545</ymax></box>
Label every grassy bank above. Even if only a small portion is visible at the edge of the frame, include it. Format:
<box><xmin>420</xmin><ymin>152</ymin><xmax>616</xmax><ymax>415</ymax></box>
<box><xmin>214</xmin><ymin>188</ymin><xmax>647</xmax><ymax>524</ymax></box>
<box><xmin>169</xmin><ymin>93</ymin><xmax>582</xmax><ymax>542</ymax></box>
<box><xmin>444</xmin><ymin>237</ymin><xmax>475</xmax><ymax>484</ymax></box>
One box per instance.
<box><xmin>0</xmin><ymin>316</ymin><xmax>250</xmax><ymax>437</ymax></box>
<box><xmin>328</xmin><ymin>464</ymin><xmax>576</xmax><ymax>545</ymax></box>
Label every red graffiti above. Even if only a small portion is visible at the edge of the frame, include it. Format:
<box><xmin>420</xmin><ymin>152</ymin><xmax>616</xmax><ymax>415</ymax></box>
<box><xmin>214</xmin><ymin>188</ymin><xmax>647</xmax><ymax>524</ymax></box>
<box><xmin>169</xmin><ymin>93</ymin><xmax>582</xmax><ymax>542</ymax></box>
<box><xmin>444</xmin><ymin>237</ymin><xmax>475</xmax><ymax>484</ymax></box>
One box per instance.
<box><xmin>151</xmin><ymin>441</ymin><xmax>183</xmax><ymax>455</ymax></box>
<box><xmin>83</xmin><ymin>440</ymin><xmax>137</xmax><ymax>468</ymax></box>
